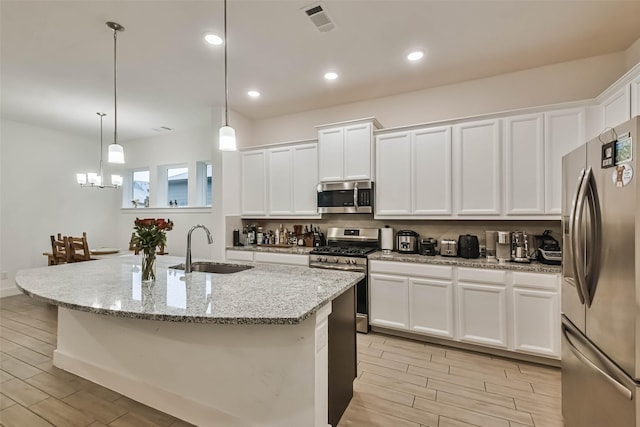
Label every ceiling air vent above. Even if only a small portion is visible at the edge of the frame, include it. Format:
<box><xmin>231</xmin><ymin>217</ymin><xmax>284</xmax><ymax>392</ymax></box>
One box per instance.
<box><xmin>302</xmin><ymin>3</ymin><xmax>335</xmax><ymax>32</ymax></box>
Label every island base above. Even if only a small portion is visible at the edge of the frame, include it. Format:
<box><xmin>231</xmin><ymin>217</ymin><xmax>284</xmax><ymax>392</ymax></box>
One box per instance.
<box><xmin>53</xmin><ymin>305</ymin><xmax>333</xmax><ymax>427</ymax></box>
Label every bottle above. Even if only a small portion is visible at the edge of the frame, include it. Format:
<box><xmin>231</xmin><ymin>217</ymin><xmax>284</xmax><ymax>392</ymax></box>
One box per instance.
<box><xmin>257</xmin><ymin>227</ymin><xmax>264</xmax><ymax>245</ymax></box>
<box><xmin>233</xmin><ymin>228</ymin><xmax>240</xmax><ymax>246</ymax></box>
<box><xmin>248</xmin><ymin>224</ymin><xmax>256</xmax><ymax>245</ymax></box>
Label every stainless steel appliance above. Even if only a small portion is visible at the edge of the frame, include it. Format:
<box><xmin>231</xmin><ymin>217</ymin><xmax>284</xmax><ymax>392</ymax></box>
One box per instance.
<box><xmin>485</xmin><ymin>230</ymin><xmax>497</xmax><ymax>261</ymax></box>
<box><xmin>309</xmin><ymin>227</ymin><xmax>379</xmax><ymax>333</ymax></box>
<box><xmin>317</xmin><ymin>181</ymin><xmax>373</xmax><ymax>214</ymax></box>
<box><xmin>496</xmin><ymin>231</ymin><xmax>512</xmax><ymax>263</ymax></box>
<box><xmin>419</xmin><ymin>238</ymin><xmax>438</xmax><ymax>256</ymax></box>
<box><xmin>396</xmin><ymin>230</ymin><xmax>419</xmax><ymax>253</ymax></box>
<box><xmin>561</xmin><ymin>116</ymin><xmax>639</xmax><ymax>427</ymax></box>
<box><xmin>440</xmin><ymin>239</ymin><xmax>457</xmax><ymax>257</ymax></box>
<box><xmin>511</xmin><ymin>231</ymin><xmax>530</xmax><ymax>263</ymax></box>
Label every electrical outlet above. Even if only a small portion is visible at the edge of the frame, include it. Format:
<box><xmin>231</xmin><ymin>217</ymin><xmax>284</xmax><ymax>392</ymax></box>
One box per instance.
<box><xmin>1</xmin><ymin>271</ymin><xmax>8</xmax><ymax>280</ymax></box>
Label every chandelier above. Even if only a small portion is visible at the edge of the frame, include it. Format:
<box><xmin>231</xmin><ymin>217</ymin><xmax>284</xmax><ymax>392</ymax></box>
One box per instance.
<box><xmin>107</xmin><ymin>21</ymin><xmax>125</xmax><ymax>163</ymax></box>
<box><xmin>76</xmin><ymin>112</ymin><xmax>122</xmax><ymax>188</ymax></box>
<box><xmin>218</xmin><ymin>0</ymin><xmax>237</xmax><ymax>151</ymax></box>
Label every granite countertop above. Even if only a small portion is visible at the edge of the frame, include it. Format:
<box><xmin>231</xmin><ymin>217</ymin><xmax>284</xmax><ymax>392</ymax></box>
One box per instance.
<box><xmin>15</xmin><ymin>255</ymin><xmax>362</xmax><ymax>325</ymax></box>
<box><xmin>227</xmin><ymin>245</ymin><xmax>314</xmax><ymax>255</ymax></box>
<box><xmin>368</xmin><ymin>251</ymin><xmax>562</xmax><ymax>274</ymax></box>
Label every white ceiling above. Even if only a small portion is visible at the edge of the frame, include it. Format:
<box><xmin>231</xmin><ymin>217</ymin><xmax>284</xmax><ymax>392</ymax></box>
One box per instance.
<box><xmin>2</xmin><ymin>0</ymin><xmax>640</xmax><ymax>142</ymax></box>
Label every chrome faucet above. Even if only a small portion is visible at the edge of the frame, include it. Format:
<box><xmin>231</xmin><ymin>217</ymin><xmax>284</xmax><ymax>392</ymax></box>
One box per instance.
<box><xmin>186</xmin><ymin>224</ymin><xmax>213</xmax><ymax>273</ymax></box>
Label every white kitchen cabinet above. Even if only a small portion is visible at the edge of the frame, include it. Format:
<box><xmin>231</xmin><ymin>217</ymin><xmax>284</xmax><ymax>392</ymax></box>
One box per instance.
<box><xmin>457</xmin><ymin>282</ymin><xmax>508</xmax><ymax>348</ymax></box>
<box><xmin>602</xmin><ymin>85</ymin><xmax>631</xmax><ymax>129</ymax></box>
<box><xmin>504</xmin><ymin>113</ymin><xmax>544</xmax><ymax>215</ymax></box>
<box><xmin>375</xmin><ymin>131</ymin><xmax>412</xmax><ymax>215</ymax></box>
<box><xmin>254</xmin><ymin>251</ymin><xmax>309</xmax><ymax>266</ymax></box>
<box><xmin>242</xmin><ymin>142</ymin><xmax>319</xmax><ymax>218</ymax></box>
<box><xmin>375</xmin><ymin>126</ymin><xmax>451</xmax><ymax>217</ymax></box>
<box><xmin>409</xmin><ymin>278</ymin><xmax>454</xmax><ymax>338</ymax></box>
<box><xmin>241</xmin><ymin>150</ymin><xmax>268</xmax><ymax>216</ymax></box>
<box><xmin>317</xmin><ymin>119</ymin><xmax>379</xmax><ymax>182</ymax></box>
<box><xmin>544</xmin><ymin>108</ymin><xmax>585</xmax><ymax>214</ymax></box>
<box><xmin>268</xmin><ymin>147</ymin><xmax>293</xmax><ymax>215</ymax></box>
<box><xmin>292</xmin><ymin>143</ymin><xmax>319</xmax><ymax>215</ymax></box>
<box><xmin>454</xmin><ymin>119</ymin><xmax>501</xmax><ymax>216</ymax></box>
<box><xmin>226</xmin><ymin>250</ymin><xmax>255</xmax><ymax>262</ymax></box>
<box><xmin>369</xmin><ymin>273</ymin><xmax>409</xmax><ymax>330</ymax></box>
<box><xmin>511</xmin><ymin>272</ymin><xmax>560</xmax><ymax>358</ymax></box>
<box><xmin>632</xmin><ymin>73</ymin><xmax>640</xmax><ymax>118</ymax></box>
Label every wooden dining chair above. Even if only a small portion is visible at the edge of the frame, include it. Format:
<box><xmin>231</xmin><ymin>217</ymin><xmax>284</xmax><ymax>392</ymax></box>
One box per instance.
<box><xmin>67</xmin><ymin>232</ymin><xmax>91</xmax><ymax>262</ymax></box>
<box><xmin>50</xmin><ymin>233</ymin><xmax>69</xmax><ymax>265</ymax></box>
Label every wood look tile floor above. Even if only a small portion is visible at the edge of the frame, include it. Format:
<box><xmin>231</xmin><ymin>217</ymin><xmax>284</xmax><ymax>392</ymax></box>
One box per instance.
<box><xmin>0</xmin><ymin>295</ymin><xmax>563</xmax><ymax>427</ymax></box>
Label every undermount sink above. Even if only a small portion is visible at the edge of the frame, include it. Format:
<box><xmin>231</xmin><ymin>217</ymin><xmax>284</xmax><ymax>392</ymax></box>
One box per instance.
<box><xmin>169</xmin><ymin>262</ymin><xmax>254</xmax><ymax>274</ymax></box>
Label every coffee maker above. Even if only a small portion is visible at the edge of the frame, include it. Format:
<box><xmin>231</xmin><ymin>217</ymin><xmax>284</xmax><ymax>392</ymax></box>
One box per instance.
<box><xmin>496</xmin><ymin>231</ymin><xmax>512</xmax><ymax>263</ymax></box>
<box><xmin>511</xmin><ymin>231</ymin><xmax>530</xmax><ymax>263</ymax></box>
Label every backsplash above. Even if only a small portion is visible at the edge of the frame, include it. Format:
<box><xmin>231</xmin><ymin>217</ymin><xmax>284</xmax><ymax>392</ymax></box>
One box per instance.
<box><xmin>233</xmin><ymin>214</ymin><xmax>561</xmax><ymax>249</ymax></box>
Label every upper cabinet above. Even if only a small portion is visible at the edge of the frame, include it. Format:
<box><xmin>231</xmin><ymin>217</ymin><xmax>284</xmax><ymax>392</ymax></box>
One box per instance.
<box><xmin>632</xmin><ymin>73</ymin><xmax>640</xmax><ymax>118</ymax></box>
<box><xmin>375</xmin><ymin>126</ymin><xmax>452</xmax><ymax>217</ymax></box>
<box><xmin>241</xmin><ymin>142</ymin><xmax>319</xmax><ymax>218</ymax></box>
<box><xmin>454</xmin><ymin>119</ymin><xmax>502</xmax><ymax>216</ymax></box>
<box><xmin>602</xmin><ymin>85</ymin><xmax>631</xmax><ymax>129</ymax></box>
<box><xmin>544</xmin><ymin>108</ymin><xmax>585</xmax><ymax>214</ymax></box>
<box><xmin>317</xmin><ymin>118</ymin><xmax>381</xmax><ymax>182</ymax></box>
<box><xmin>504</xmin><ymin>113</ymin><xmax>545</xmax><ymax>215</ymax></box>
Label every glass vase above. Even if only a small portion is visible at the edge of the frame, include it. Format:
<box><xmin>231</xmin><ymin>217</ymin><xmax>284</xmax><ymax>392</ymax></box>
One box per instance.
<box><xmin>141</xmin><ymin>250</ymin><xmax>157</xmax><ymax>282</ymax></box>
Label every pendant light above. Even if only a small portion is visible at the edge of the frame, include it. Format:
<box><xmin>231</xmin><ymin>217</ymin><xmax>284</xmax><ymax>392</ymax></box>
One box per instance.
<box><xmin>107</xmin><ymin>21</ymin><xmax>126</xmax><ymax>163</ymax></box>
<box><xmin>76</xmin><ymin>113</ymin><xmax>122</xmax><ymax>188</ymax></box>
<box><xmin>218</xmin><ymin>0</ymin><xmax>237</xmax><ymax>151</ymax></box>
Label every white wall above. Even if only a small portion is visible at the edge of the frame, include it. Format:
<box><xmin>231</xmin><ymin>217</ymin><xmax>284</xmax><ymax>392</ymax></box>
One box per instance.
<box><xmin>116</xmin><ymin>126</ymin><xmax>216</xmax><ymax>261</ymax></box>
<box><xmin>626</xmin><ymin>37</ymin><xmax>640</xmax><ymax>70</ymax></box>
<box><xmin>249</xmin><ymin>52</ymin><xmax>628</xmax><ymax>147</ymax></box>
<box><xmin>0</xmin><ymin>119</ymin><xmax>119</xmax><ymax>296</ymax></box>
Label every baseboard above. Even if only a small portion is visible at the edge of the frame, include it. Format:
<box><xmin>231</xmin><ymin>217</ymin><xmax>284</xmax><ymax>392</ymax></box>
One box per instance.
<box><xmin>53</xmin><ymin>350</ymin><xmax>250</xmax><ymax>427</ymax></box>
<box><xmin>0</xmin><ymin>285</ymin><xmax>21</xmax><ymax>298</ymax></box>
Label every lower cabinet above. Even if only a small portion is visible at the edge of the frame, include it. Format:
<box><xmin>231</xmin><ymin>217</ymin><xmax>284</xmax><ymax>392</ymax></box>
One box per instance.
<box><xmin>226</xmin><ymin>250</ymin><xmax>309</xmax><ymax>266</ymax></box>
<box><xmin>369</xmin><ymin>274</ymin><xmax>409</xmax><ymax>330</ymax></box>
<box><xmin>369</xmin><ymin>261</ymin><xmax>561</xmax><ymax>359</ymax></box>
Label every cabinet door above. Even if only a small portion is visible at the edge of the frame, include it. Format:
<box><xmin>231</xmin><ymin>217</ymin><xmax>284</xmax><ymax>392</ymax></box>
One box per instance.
<box><xmin>413</xmin><ymin>126</ymin><xmax>452</xmax><ymax>215</ymax></box>
<box><xmin>602</xmin><ymin>85</ymin><xmax>631</xmax><ymax>129</ymax></box>
<box><xmin>267</xmin><ymin>147</ymin><xmax>293</xmax><ymax>215</ymax></box>
<box><xmin>455</xmin><ymin>120</ymin><xmax>501</xmax><ymax>215</ymax></box>
<box><xmin>513</xmin><ymin>288</ymin><xmax>560</xmax><ymax>358</ymax></box>
<box><xmin>241</xmin><ymin>150</ymin><xmax>267</xmax><ymax>216</ymax></box>
<box><xmin>544</xmin><ymin>108</ymin><xmax>585</xmax><ymax>214</ymax></box>
<box><xmin>375</xmin><ymin>132</ymin><xmax>412</xmax><ymax>215</ymax></box>
<box><xmin>632</xmin><ymin>75</ymin><xmax>640</xmax><ymax>118</ymax></box>
<box><xmin>457</xmin><ymin>282</ymin><xmax>508</xmax><ymax>348</ymax></box>
<box><xmin>344</xmin><ymin>123</ymin><xmax>373</xmax><ymax>180</ymax></box>
<box><xmin>292</xmin><ymin>143</ymin><xmax>318</xmax><ymax>215</ymax></box>
<box><xmin>504</xmin><ymin>114</ymin><xmax>544</xmax><ymax>215</ymax></box>
<box><xmin>409</xmin><ymin>278</ymin><xmax>454</xmax><ymax>338</ymax></box>
<box><xmin>369</xmin><ymin>273</ymin><xmax>409</xmax><ymax>330</ymax></box>
<box><xmin>318</xmin><ymin>128</ymin><xmax>344</xmax><ymax>182</ymax></box>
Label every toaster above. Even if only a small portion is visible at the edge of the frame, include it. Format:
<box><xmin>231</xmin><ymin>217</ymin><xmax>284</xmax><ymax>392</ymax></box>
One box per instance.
<box><xmin>419</xmin><ymin>238</ymin><xmax>438</xmax><ymax>256</ymax></box>
<box><xmin>440</xmin><ymin>239</ymin><xmax>458</xmax><ymax>257</ymax></box>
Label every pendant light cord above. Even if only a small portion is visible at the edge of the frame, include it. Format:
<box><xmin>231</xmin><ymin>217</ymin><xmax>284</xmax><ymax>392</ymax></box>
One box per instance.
<box><xmin>113</xmin><ymin>28</ymin><xmax>119</xmax><ymax>146</ymax></box>
<box><xmin>99</xmin><ymin>113</ymin><xmax>105</xmax><ymax>182</ymax></box>
<box><xmin>224</xmin><ymin>0</ymin><xmax>229</xmax><ymax>127</ymax></box>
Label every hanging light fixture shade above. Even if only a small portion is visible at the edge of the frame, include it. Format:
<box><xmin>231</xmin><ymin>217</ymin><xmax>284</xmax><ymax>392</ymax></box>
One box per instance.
<box><xmin>76</xmin><ymin>112</ymin><xmax>122</xmax><ymax>189</ymax></box>
<box><xmin>106</xmin><ymin>21</ymin><xmax>126</xmax><ymax>163</ymax></box>
<box><xmin>218</xmin><ymin>0</ymin><xmax>237</xmax><ymax>151</ymax></box>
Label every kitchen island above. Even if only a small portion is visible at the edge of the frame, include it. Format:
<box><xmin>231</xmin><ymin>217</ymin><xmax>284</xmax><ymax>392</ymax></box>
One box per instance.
<box><xmin>15</xmin><ymin>255</ymin><xmax>363</xmax><ymax>427</ymax></box>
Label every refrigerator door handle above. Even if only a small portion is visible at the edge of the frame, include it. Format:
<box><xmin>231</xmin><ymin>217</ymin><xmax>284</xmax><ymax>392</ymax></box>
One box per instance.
<box><xmin>583</xmin><ymin>169</ymin><xmax>602</xmax><ymax>306</ymax></box>
<box><xmin>562</xmin><ymin>325</ymin><xmax>633</xmax><ymax>401</ymax></box>
<box><xmin>569</xmin><ymin>168</ymin><xmax>587</xmax><ymax>304</ymax></box>
<box><xmin>573</xmin><ymin>167</ymin><xmax>594</xmax><ymax>307</ymax></box>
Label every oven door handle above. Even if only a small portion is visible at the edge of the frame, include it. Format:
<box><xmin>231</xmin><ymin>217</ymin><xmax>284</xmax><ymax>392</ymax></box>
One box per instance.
<box><xmin>309</xmin><ymin>263</ymin><xmax>366</xmax><ymax>273</ymax></box>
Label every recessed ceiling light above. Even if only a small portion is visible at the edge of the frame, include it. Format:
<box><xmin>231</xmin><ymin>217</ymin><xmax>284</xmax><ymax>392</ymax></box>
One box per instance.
<box><xmin>407</xmin><ymin>50</ymin><xmax>424</xmax><ymax>61</ymax></box>
<box><xmin>204</xmin><ymin>34</ymin><xmax>223</xmax><ymax>45</ymax></box>
<box><xmin>247</xmin><ymin>90</ymin><xmax>260</xmax><ymax>98</ymax></box>
<box><xmin>324</xmin><ymin>72</ymin><xmax>338</xmax><ymax>80</ymax></box>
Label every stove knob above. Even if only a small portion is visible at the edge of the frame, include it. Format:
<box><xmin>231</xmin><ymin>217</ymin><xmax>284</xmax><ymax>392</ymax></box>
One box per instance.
<box><xmin>333</xmin><ymin>257</ymin><xmax>339</xmax><ymax>263</ymax></box>
<box><xmin>321</xmin><ymin>256</ymin><xmax>327</xmax><ymax>262</ymax></box>
<box><xmin>351</xmin><ymin>259</ymin><xmax>357</xmax><ymax>265</ymax></box>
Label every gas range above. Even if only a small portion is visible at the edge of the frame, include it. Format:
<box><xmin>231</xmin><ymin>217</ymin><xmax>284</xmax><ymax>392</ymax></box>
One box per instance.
<box><xmin>309</xmin><ymin>227</ymin><xmax>379</xmax><ymax>272</ymax></box>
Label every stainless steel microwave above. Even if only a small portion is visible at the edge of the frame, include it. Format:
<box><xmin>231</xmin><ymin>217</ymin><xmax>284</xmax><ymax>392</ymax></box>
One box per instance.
<box><xmin>317</xmin><ymin>181</ymin><xmax>374</xmax><ymax>214</ymax></box>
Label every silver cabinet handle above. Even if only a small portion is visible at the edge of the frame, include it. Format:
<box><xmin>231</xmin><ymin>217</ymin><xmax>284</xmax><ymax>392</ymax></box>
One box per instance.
<box><xmin>562</xmin><ymin>325</ymin><xmax>632</xmax><ymax>400</ymax></box>
<box><xmin>569</xmin><ymin>168</ymin><xmax>586</xmax><ymax>304</ymax></box>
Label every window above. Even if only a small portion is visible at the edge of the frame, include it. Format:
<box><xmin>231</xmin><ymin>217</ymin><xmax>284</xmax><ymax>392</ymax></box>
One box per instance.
<box><xmin>197</xmin><ymin>161</ymin><xmax>212</xmax><ymax>206</ymax></box>
<box><xmin>167</xmin><ymin>166</ymin><xmax>188</xmax><ymax>206</ymax></box>
<box><xmin>132</xmin><ymin>170</ymin><xmax>150</xmax><ymax>207</ymax></box>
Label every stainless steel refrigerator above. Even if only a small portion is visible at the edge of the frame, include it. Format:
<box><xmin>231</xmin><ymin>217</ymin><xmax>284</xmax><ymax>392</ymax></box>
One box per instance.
<box><xmin>562</xmin><ymin>116</ymin><xmax>639</xmax><ymax>426</ymax></box>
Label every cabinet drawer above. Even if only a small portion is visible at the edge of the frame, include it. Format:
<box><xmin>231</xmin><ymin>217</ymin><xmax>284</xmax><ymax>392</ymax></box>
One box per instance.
<box><xmin>226</xmin><ymin>250</ymin><xmax>254</xmax><ymax>262</ymax></box>
<box><xmin>254</xmin><ymin>252</ymin><xmax>309</xmax><ymax>266</ymax></box>
<box><xmin>369</xmin><ymin>260</ymin><xmax>453</xmax><ymax>280</ymax></box>
<box><xmin>512</xmin><ymin>272</ymin><xmax>559</xmax><ymax>290</ymax></box>
<box><xmin>458</xmin><ymin>267</ymin><xmax>506</xmax><ymax>284</ymax></box>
